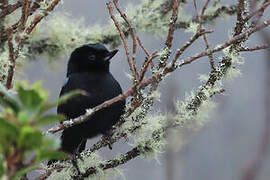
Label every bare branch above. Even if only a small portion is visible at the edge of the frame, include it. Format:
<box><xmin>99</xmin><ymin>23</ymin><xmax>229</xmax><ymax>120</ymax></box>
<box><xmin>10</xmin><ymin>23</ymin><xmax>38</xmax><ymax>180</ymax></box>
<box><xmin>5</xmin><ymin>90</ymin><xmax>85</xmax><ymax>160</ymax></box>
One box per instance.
<box><xmin>245</xmin><ymin>0</ymin><xmax>270</xmax><ymax>27</ymax></box>
<box><xmin>239</xmin><ymin>44</ymin><xmax>270</xmax><ymax>52</ymax></box>
<box><xmin>106</xmin><ymin>2</ymin><xmax>138</xmax><ymax>82</ymax></box>
<box><xmin>0</xmin><ymin>1</ymin><xmax>22</xmax><ymax>19</ymax></box>
<box><xmin>171</xmin><ymin>29</ymin><xmax>213</xmax><ymax>67</ymax></box>
<box><xmin>112</xmin><ymin>0</ymin><xmax>139</xmax><ymax>81</ymax></box>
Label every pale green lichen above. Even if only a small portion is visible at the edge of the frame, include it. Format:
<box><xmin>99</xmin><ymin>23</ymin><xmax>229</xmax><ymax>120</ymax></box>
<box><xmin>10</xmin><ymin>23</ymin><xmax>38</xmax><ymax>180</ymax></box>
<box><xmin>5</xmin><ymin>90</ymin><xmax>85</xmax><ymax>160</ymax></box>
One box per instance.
<box><xmin>223</xmin><ymin>47</ymin><xmax>244</xmax><ymax>65</ymax></box>
<box><xmin>194</xmin><ymin>99</ymin><xmax>216</xmax><ymax>127</ymax></box>
<box><xmin>137</xmin><ymin>134</ymin><xmax>166</xmax><ymax>159</ymax></box>
<box><xmin>149</xmin><ymin>90</ymin><xmax>161</xmax><ymax>102</ymax></box>
<box><xmin>175</xmin><ymin>78</ymin><xmax>222</xmax><ymax>128</ymax></box>
<box><xmin>205</xmin><ymin>5</ymin><xmax>222</xmax><ymax>17</ymax></box>
<box><xmin>0</xmin><ymin>45</ymin><xmax>10</xmax><ymax>85</ymax></box>
<box><xmin>28</xmin><ymin>12</ymin><xmax>88</xmax><ymax>60</ymax></box>
<box><xmin>84</xmin><ymin>167</ymin><xmax>124</xmax><ymax>180</ymax></box>
<box><xmin>77</xmin><ymin>152</ymin><xmax>103</xmax><ymax>175</ymax></box>
<box><xmin>124</xmin><ymin>71</ymin><xmax>134</xmax><ymax>81</ymax></box>
<box><xmin>184</xmin><ymin>22</ymin><xmax>199</xmax><ymax>34</ymax></box>
<box><xmin>48</xmin><ymin>152</ymin><xmax>122</xmax><ymax>180</ymax></box>
<box><xmin>48</xmin><ymin>162</ymin><xmax>74</xmax><ymax>180</ymax></box>
<box><xmin>224</xmin><ymin>67</ymin><xmax>241</xmax><ymax>80</ymax></box>
<box><xmin>127</xmin><ymin>0</ymin><xmax>170</xmax><ymax>34</ymax></box>
<box><xmin>131</xmin><ymin>113</ymin><xmax>165</xmax><ymax>140</ymax></box>
<box><xmin>198</xmin><ymin>74</ymin><xmax>209</xmax><ymax>82</ymax></box>
<box><xmin>166</xmin><ymin>128</ymin><xmax>186</xmax><ymax>152</ymax></box>
<box><xmin>158</xmin><ymin>46</ymin><xmax>171</xmax><ymax>68</ymax></box>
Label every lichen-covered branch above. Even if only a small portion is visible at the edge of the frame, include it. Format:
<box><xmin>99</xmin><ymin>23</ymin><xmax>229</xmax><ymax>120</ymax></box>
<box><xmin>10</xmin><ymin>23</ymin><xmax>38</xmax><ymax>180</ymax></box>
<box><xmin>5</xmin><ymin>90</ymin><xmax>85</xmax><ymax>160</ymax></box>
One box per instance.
<box><xmin>2</xmin><ymin>0</ymin><xmax>62</xmax><ymax>89</ymax></box>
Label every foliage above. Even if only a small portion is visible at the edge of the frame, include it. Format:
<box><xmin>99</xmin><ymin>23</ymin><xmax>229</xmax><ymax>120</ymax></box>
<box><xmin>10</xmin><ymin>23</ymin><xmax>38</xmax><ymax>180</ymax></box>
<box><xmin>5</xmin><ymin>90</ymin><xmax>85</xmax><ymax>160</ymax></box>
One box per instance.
<box><xmin>0</xmin><ymin>82</ymin><xmax>82</xmax><ymax>179</ymax></box>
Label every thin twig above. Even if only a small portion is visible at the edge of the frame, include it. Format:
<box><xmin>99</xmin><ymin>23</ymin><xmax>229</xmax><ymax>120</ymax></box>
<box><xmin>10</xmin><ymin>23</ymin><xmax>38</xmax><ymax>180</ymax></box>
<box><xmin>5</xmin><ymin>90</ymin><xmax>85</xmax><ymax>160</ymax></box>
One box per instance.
<box><xmin>196</xmin><ymin>0</ymin><xmax>215</xmax><ymax>70</ymax></box>
<box><xmin>202</xmin><ymin>34</ymin><xmax>215</xmax><ymax>69</ymax></box>
<box><xmin>171</xmin><ymin>29</ymin><xmax>213</xmax><ymax>67</ymax></box>
<box><xmin>168</xmin><ymin>19</ymin><xmax>270</xmax><ymax>72</ymax></box>
<box><xmin>139</xmin><ymin>52</ymin><xmax>158</xmax><ymax>82</ymax></box>
<box><xmin>137</xmin><ymin>37</ymin><xmax>155</xmax><ymax>69</ymax></box>
<box><xmin>107</xmin><ymin>2</ymin><xmax>137</xmax><ymax>81</ymax></box>
<box><xmin>6</xmin><ymin>31</ymin><xmax>15</xmax><ymax>89</ymax></box>
<box><xmin>239</xmin><ymin>44</ymin><xmax>270</xmax><ymax>52</ymax></box>
<box><xmin>198</xmin><ymin>0</ymin><xmax>210</xmax><ymax>31</ymax></box>
<box><xmin>159</xmin><ymin>0</ymin><xmax>180</xmax><ymax>69</ymax></box>
<box><xmin>0</xmin><ymin>1</ymin><xmax>22</xmax><ymax>19</ymax></box>
<box><xmin>244</xmin><ymin>0</ymin><xmax>270</xmax><ymax>27</ymax></box>
<box><xmin>112</xmin><ymin>0</ymin><xmax>139</xmax><ymax>81</ymax></box>
<box><xmin>25</xmin><ymin>0</ymin><xmax>61</xmax><ymax>35</ymax></box>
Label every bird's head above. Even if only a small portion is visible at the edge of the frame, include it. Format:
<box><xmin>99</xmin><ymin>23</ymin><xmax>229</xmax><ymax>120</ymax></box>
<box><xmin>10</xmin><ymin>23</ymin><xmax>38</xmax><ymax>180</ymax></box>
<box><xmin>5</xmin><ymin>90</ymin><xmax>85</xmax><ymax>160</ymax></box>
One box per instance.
<box><xmin>67</xmin><ymin>43</ymin><xmax>118</xmax><ymax>75</ymax></box>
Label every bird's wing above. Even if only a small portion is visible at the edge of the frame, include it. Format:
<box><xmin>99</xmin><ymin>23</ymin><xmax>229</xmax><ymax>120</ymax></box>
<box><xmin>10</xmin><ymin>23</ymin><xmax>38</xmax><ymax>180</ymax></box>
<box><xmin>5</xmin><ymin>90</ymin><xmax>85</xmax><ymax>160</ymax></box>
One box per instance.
<box><xmin>57</xmin><ymin>74</ymin><xmax>98</xmax><ymax>118</ymax></box>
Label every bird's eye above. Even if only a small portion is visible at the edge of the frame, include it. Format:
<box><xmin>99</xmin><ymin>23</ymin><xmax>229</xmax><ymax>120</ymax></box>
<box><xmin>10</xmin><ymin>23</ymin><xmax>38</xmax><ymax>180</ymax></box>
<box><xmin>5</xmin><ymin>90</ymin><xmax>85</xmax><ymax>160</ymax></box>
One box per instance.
<box><xmin>88</xmin><ymin>54</ymin><xmax>96</xmax><ymax>61</ymax></box>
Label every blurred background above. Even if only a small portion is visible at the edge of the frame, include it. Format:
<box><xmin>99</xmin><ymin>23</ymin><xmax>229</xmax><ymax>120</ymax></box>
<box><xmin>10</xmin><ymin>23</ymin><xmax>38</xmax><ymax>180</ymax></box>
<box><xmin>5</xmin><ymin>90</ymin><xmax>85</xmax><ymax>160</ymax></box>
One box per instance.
<box><xmin>20</xmin><ymin>0</ymin><xmax>270</xmax><ymax>179</ymax></box>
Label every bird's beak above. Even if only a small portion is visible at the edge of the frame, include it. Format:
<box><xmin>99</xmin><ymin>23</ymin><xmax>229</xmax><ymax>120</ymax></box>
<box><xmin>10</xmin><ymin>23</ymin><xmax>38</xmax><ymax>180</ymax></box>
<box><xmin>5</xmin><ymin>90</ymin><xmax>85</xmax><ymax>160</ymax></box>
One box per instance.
<box><xmin>104</xmin><ymin>49</ymin><xmax>118</xmax><ymax>62</ymax></box>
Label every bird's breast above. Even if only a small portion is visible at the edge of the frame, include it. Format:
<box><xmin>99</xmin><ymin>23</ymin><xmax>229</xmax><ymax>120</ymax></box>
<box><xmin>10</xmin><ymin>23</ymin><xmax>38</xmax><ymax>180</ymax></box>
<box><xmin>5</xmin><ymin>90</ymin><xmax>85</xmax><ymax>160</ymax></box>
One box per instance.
<box><xmin>59</xmin><ymin>72</ymin><xmax>123</xmax><ymax>115</ymax></box>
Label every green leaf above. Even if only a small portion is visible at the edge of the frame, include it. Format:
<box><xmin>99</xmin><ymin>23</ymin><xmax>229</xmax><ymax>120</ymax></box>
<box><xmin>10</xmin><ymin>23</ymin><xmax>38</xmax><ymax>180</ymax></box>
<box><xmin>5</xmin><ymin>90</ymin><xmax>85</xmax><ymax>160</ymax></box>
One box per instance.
<box><xmin>18</xmin><ymin>127</ymin><xmax>42</xmax><ymax>150</ymax></box>
<box><xmin>11</xmin><ymin>163</ymin><xmax>37</xmax><ymax>180</ymax></box>
<box><xmin>0</xmin><ymin>118</ymin><xmax>19</xmax><ymax>141</ymax></box>
<box><xmin>36</xmin><ymin>150</ymin><xmax>67</xmax><ymax>162</ymax></box>
<box><xmin>31</xmin><ymin>82</ymin><xmax>48</xmax><ymax>101</ymax></box>
<box><xmin>17</xmin><ymin>85</ymin><xmax>48</xmax><ymax>120</ymax></box>
<box><xmin>0</xmin><ymin>84</ymin><xmax>20</xmax><ymax>114</ymax></box>
<box><xmin>36</xmin><ymin>114</ymin><xmax>65</xmax><ymax>126</ymax></box>
<box><xmin>40</xmin><ymin>90</ymin><xmax>84</xmax><ymax>114</ymax></box>
<box><xmin>0</xmin><ymin>118</ymin><xmax>19</xmax><ymax>155</ymax></box>
<box><xmin>0</xmin><ymin>136</ymin><xmax>9</xmax><ymax>154</ymax></box>
<box><xmin>18</xmin><ymin>86</ymin><xmax>44</xmax><ymax>108</ymax></box>
<box><xmin>17</xmin><ymin>112</ymin><xmax>28</xmax><ymax>125</ymax></box>
<box><xmin>0</xmin><ymin>96</ymin><xmax>19</xmax><ymax>114</ymax></box>
<box><xmin>0</xmin><ymin>156</ymin><xmax>5</xmax><ymax>178</ymax></box>
<box><xmin>41</xmin><ymin>137</ymin><xmax>61</xmax><ymax>149</ymax></box>
<box><xmin>58</xmin><ymin>90</ymin><xmax>86</xmax><ymax>104</ymax></box>
<box><xmin>0</xmin><ymin>144</ymin><xmax>3</xmax><ymax>153</ymax></box>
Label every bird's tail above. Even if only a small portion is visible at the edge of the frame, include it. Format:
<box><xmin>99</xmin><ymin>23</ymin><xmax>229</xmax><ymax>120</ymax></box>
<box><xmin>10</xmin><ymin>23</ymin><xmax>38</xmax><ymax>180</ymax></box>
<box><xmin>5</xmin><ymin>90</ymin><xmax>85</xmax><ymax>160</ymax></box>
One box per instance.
<box><xmin>47</xmin><ymin>129</ymin><xmax>87</xmax><ymax>166</ymax></box>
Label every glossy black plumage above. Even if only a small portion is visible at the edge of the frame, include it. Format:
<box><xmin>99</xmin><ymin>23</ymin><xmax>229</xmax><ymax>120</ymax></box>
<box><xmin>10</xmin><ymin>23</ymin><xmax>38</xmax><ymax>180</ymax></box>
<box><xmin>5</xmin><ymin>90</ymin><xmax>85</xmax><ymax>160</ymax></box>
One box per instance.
<box><xmin>58</xmin><ymin>43</ymin><xmax>125</xmax><ymax>154</ymax></box>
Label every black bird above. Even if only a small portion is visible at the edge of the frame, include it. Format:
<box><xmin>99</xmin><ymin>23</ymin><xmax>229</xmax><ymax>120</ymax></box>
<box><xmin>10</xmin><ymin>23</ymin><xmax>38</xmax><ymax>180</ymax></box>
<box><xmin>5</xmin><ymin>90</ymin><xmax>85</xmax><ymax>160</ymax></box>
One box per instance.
<box><xmin>57</xmin><ymin>43</ymin><xmax>125</xmax><ymax>155</ymax></box>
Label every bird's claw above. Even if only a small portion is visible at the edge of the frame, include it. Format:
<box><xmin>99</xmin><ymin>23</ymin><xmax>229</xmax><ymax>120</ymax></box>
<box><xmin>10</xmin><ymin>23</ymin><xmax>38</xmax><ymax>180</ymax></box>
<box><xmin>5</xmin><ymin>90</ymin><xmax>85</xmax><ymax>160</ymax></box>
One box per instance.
<box><xmin>68</xmin><ymin>153</ymin><xmax>82</xmax><ymax>177</ymax></box>
<box><xmin>75</xmin><ymin>150</ymin><xmax>84</xmax><ymax>162</ymax></box>
<box><xmin>123</xmin><ymin>133</ymin><xmax>129</xmax><ymax>142</ymax></box>
<box><xmin>102</xmin><ymin>135</ymin><xmax>113</xmax><ymax>150</ymax></box>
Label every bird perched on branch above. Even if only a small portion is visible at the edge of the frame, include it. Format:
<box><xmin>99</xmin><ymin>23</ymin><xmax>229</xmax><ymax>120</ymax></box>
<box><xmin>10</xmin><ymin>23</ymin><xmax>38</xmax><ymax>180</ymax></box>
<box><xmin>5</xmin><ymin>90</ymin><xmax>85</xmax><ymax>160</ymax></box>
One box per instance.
<box><xmin>56</xmin><ymin>43</ymin><xmax>125</xmax><ymax>156</ymax></box>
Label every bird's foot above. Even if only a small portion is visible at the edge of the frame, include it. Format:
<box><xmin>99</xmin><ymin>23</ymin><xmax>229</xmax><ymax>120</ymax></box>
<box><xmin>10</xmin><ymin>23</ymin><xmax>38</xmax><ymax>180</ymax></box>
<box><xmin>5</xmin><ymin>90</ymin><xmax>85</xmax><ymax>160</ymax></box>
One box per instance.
<box><xmin>75</xmin><ymin>149</ymin><xmax>84</xmax><ymax>162</ymax></box>
<box><xmin>123</xmin><ymin>133</ymin><xmax>129</xmax><ymax>142</ymax></box>
<box><xmin>102</xmin><ymin>133</ymin><xmax>113</xmax><ymax>150</ymax></box>
<box><xmin>68</xmin><ymin>153</ymin><xmax>82</xmax><ymax>178</ymax></box>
